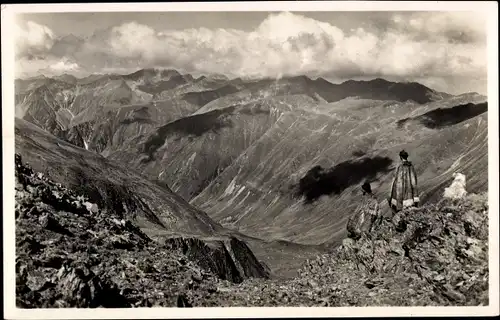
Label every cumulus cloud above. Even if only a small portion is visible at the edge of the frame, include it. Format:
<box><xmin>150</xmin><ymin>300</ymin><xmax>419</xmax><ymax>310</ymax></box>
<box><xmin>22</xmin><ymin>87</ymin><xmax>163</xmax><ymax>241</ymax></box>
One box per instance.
<box><xmin>15</xmin><ymin>11</ymin><xmax>487</xmax><ymax>93</ymax></box>
<box><xmin>390</xmin><ymin>12</ymin><xmax>486</xmax><ymax>44</ymax></box>
<box><xmin>49</xmin><ymin>58</ymin><xmax>81</xmax><ymax>72</ymax></box>
<box><xmin>100</xmin><ymin>11</ymin><xmax>487</xmax><ymax>80</ymax></box>
<box><xmin>15</xmin><ymin>56</ymin><xmax>81</xmax><ymax>78</ymax></box>
<box><xmin>15</xmin><ymin>20</ymin><xmax>55</xmax><ymax>57</ymax></box>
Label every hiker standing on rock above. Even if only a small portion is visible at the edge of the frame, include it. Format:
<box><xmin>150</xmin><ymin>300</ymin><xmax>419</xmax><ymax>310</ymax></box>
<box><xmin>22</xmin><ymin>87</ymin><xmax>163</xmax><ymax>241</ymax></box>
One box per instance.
<box><xmin>388</xmin><ymin>150</ymin><xmax>420</xmax><ymax>213</ymax></box>
<box><xmin>346</xmin><ymin>182</ymin><xmax>381</xmax><ymax>240</ymax></box>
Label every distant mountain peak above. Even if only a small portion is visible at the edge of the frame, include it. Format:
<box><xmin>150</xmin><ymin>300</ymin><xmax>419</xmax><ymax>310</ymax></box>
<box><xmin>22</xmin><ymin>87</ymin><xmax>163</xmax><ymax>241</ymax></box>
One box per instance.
<box><xmin>205</xmin><ymin>73</ymin><xmax>230</xmax><ymax>81</ymax></box>
<box><xmin>338</xmin><ymin>77</ymin><xmax>439</xmax><ymax>91</ymax></box>
<box><xmin>54</xmin><ymin>73</ymin><xmax>78</xmax><ymax>84</ymax></box>
<box><xmin>123</xmin><ymin>68</ymin><xmax>182</xmax><ymax>81</ymax></box>
<box><xmin>26</xmin><ymin>74</ymin><xmax>48</xmax><ymax>81</ymax></box>
<box><xmin>340</xmin><ymin>77</ymin><xmax>391</xmax><ymax>85</ymax></box>
<box><xmin>59</xmin><ymin>33</ymin><xmax>83</xmax><ymax>43</ymax></box>
<box><xmin>286</xmin><ymin>75</ymin><xmax>312</xmax><ymax>82</ymax></box>
<box><xmin>372</xmin><ymin>77</ymin><xmax>391</xmax><ymax>84</ymax></box>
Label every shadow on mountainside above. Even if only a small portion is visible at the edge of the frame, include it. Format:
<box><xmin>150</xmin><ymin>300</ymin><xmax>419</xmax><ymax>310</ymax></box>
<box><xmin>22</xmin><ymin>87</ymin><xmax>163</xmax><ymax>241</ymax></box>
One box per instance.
<box><xmin>141</xmin><ymin>107</ymin><xmax>237</xmax><ymax>162</ymax></box>
<box><xmin>397</xmin><ymin>102</ymin><xmax>488</xmax><ymax>129</ymax></box>
<box><xmin>137</xmin><ymin>76</ymin><xmax>189</xmax><ymax>94</ymax></box>
<box><xmin>141</xmin><ymin>103</ymin><xmax>273</xmax><ymax>163</ymax></box>
<box><xmin>294</xmin><ymin>156</ymin><xmax>393</xmax><ymax>204</ymax></box>
<box><xmin>181</xmin><ymin>84</ymin><xmax>241</xmax><ymax>107</ymax></box>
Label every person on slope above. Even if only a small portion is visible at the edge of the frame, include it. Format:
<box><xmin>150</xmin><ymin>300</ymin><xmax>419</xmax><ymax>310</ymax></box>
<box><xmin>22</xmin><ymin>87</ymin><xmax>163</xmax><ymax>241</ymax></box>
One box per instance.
<box><xmin>346</xmin><ymin>182</ymin><xmax>381</xmax><ymax>240</ymax></box>
<box><xmin>387</xmin><ymin>150</ymin><xmax>420</xmax><ymax>213</ymax></box>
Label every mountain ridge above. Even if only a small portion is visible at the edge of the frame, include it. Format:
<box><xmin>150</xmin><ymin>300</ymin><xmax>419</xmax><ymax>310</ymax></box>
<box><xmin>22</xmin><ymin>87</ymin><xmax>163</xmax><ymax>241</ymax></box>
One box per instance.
<box><xmin>17</xmin><ymin>69</ymin><xmax>452</xmax><ymax>97</ymax></box>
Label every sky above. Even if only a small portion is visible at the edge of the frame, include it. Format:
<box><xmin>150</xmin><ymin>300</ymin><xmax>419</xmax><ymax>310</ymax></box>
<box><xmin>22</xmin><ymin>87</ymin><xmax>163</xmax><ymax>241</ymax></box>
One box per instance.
<box><xmin>14</xmin><ymin>11</ymin><xmax>488</xmax><ymax>95</ymax></box>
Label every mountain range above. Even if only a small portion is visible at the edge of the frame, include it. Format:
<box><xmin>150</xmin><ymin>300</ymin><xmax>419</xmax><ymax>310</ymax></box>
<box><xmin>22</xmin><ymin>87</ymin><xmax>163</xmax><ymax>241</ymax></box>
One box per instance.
<box><xmin>14</xmin><ymin>67</ymin><xmax>489</xmax><ymax>282</ymax></box>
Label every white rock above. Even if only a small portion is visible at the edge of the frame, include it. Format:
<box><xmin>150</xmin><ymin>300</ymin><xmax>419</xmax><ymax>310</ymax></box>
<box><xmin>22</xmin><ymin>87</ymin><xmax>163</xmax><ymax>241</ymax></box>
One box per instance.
<box><xmin>443</xmin><ymin>172</ymin><xmax>467</xmax><ymax>200</ymax></box>
<box><xmin>83</xmin><ymin>201</ymin><xmax>99</xmax><ymax>214</ymax></box>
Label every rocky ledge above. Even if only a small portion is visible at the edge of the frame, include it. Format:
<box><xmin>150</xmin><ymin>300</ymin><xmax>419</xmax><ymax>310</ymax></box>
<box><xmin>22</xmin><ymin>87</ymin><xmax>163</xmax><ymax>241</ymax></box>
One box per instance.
<box><xmin>212</xmin><ymin>192</ymin><xmax>489</xmax><ymax>306</ymax></box>
<box><xmin>164</xmin><ymin>237</ymin><xmax>270</xmax><ymax>284</ymax></box>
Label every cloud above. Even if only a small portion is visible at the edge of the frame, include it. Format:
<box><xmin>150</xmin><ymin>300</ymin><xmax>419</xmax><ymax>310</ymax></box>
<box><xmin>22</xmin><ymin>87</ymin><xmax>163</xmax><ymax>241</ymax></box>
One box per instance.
<box><xmin>390</xmin><ymin>12</ymin><xmax>486</xmax><ymax>44</ymax></box>
<box><xmin>15</xmin><ymin>56</ymin><xmax>81</xmax><ymax>78</ymax></box>
<box><xmin>49</xmin><ymin>58</ymin><xmax>81</xmax><ymax>72</ymax></box>
<box><xmin>15</xmin><ymin>21</ymin><xmax>55</xmax><ymax>57</ymax></box>
<box><xmin>15</xmin><ymin>12</ymin><xmax>487</xmax><ymax>93</ymax></box>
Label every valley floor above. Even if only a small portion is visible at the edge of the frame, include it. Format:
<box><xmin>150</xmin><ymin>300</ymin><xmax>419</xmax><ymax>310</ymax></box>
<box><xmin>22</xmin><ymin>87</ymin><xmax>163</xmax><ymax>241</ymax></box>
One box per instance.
<box><xmin>15</xmin><ymin>154</ymin><xmax>489</xmax><ymax>307</ymax></box>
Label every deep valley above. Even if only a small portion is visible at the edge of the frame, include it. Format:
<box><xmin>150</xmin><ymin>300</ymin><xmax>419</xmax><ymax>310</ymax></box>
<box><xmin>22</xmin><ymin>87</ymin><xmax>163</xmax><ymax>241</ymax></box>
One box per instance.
<box><xmin>13</xmin><ymin>68</ymin><xmax>490</xmax><ymax>307</ymax></box>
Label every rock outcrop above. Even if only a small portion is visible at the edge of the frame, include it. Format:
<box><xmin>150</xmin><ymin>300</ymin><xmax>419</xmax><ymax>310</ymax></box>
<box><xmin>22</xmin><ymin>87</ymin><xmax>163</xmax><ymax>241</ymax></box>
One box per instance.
<box><xmin>444</xmin><ymin>172</ymin><xmax>468</xmax><ymax>200</ymax></box>
<box><xmin>164</xmin><ymin>237</ymin><xmax>270</xmax><ymax>284</ymax></box>
<box><xmin>210</xmin><ymin>192</ymin><xmax>489</xmax><ymax>307</ymax></box>
<box><xmin>15</xmin><ymin>154</ymin><xmax>272</xmax><ymax>308</ymax></box>
<box><xmin>293</xmin><ymin>193</ymin><xmax>489</xmax><ymax>306</ymax></box>
<box><xmin>15</xmin><ymin>154</ymin><xmax>225</xmax><ymax>308</ymax></box>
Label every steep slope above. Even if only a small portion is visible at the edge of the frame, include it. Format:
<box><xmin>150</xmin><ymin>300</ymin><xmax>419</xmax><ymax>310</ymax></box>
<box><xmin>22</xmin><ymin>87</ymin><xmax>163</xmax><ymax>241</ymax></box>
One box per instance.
<box><xmin>15</xmin><ymin>71</ymin><xmax>206</xmax><ymax>155</ymax></box>
<box><xmin>180</xmin><ymin>84</ymin><xmax>241</xmax><ymax>107</ymax></box>
<box><xmin>98</xmin><ymin>73</ymin><xmax>486</xmax><ymax>246</ymax></box>
<box><xmin>57</xmin><ymin>98</ymin><xmax>202</xmax><ymax>155</ymax></box>
<box><xmin>15</xmin><ymin>154</ymin><xmax>269</xmax><ymax>308</ymax></box>
<box><xmin>15</xmin><ymin>118</ymin><xmax>221</xmax><ymax>237</ymax></box>
<box><xmin>318</xmin><ymin>78</ymin><xmax>451</xmax><ymax>104</ymax></box>
<box><xmin>53</xmin><ymin>73</ymin><xmax>78</xmax><ymax>85</ymax></box>
<box><xmin>16</xmin><ymin>153</ymin><xmax>487</xmax><ymax>307</ymax></box>
<box><xmin>67</xmin><ymin>78</ymin><xmax>141</xmax><ymax>116</ymax></box>
<box><xmin>214</xmin><ymin>192</ymin><xmax>489</xmax><ymax>306</ymax></box>
<box><xmin>15</xmin><ymin>72</ymin><xmax>486</xmax><ymax>249</ymax></box>
<box><xmin>122</xmin><ymin>68</ymin><xmax>182</xmax><ymax>82</ymax></box>
<box><xmin>15</xmin><ymin>84</ymin><xmax>61</xmax><ymax>132</ymax></box>
<box><xmin>15</xmin><ymin>72</ymin><xmax>448</xmax><ymax>162</ymax></box>
<box><xmin>187</xmin><ymin>94</ymin><xmax>488</xmax><ymax>245</ymax></box>
<box><xmin>15</xmin><ymin>75</ymin><xmax>147</xmax><ymax>151</ymax></box>
<box><xmin>15</xmin><ymin>118</ymin><xmax>315</xmax><ymax>279</ymax></box>
<box><xmin>15</xmin><ymin>77</ymin><xmax>77</xmax><ymax>128</ymax></box>
<box><xmin>107</xmin><ymin>95</ymin><xmax>316</xmax><ymax>201</ymax></box>
<box><xmin>122</xmin><ymin>68</ymin><xmax>194</xmax><ymax>97</ymax></box>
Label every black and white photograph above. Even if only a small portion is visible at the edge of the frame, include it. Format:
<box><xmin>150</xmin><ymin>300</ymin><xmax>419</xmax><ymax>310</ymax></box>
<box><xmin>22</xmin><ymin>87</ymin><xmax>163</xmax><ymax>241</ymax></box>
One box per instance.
<box><xmin>2</xmin><ymin>1</ymin><xmax>499</xmax><ymax>318</ymax></box>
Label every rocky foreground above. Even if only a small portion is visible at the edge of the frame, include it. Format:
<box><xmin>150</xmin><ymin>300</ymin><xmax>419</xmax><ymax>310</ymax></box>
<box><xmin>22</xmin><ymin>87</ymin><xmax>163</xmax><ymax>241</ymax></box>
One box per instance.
<box><xmin>15</xmin><ymin>154</ymin><xmax>489</xmax><ymax>307</ymax></box>
<box><xmin>15</xmin><ymin>154</ymin><xmax>235</xmax><ymax>308</ymax></box>
<box><xmin>218</xmin><ymin>193</ymin><xmax>489</xmax><ymax>307</ymax></box>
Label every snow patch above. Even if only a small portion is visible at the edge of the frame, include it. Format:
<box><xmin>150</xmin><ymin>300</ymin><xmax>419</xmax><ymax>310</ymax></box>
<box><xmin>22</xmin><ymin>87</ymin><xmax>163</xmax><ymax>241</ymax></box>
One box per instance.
<box><xmin>184</xmin><ymin>152</ymin><xmax>197</xmax><ymax>168</ymax></box>
<box><xmin>223</xmin><ymin>176</ymin><xmax>238</xmax><ymax>197</ymax></box>
<box><xmin>226</xmin><ymin>186</ymin><xmax>247</xmax><ymax>207</ymax></box>
<box><xmin>158</xmin><ymin>170</ymin><xmax>165</xmax><ymax>179</ymax></box>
